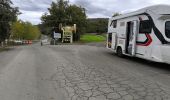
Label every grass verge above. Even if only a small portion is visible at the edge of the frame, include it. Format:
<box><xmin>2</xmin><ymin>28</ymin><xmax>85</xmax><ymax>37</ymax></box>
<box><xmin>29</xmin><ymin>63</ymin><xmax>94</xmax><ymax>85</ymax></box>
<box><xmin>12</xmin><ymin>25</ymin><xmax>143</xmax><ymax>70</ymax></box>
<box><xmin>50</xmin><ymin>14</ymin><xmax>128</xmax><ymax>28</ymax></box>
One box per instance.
<box><xmin>0</xmin><ymin>47</ymin><xmax>12</xmax><ymax>52</ymax></box>
<box><xmin>80</xmin><ymin>34</ymin><xmax>106</xmax><ymax>43</ymax></box>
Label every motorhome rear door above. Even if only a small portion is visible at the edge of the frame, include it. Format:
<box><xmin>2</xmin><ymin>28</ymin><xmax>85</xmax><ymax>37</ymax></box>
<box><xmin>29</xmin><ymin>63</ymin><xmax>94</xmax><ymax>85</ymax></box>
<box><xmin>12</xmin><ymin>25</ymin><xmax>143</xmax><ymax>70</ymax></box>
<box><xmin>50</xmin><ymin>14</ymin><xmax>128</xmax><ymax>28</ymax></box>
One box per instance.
<box><xmin>112</xmin><ymin>33</ymin><xmax>117</xmax><ymax>50</ymax></box>
<box><xmin>128</xmin><ymin>20</ymin><xmax>138</xmax><ymax>56</ymax></box>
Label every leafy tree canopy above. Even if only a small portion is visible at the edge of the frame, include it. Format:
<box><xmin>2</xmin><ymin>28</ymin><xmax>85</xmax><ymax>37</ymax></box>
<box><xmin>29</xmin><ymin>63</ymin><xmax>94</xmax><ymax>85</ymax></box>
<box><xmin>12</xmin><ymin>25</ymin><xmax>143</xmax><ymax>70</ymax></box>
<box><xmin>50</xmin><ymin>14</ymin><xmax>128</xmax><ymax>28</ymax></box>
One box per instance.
<box><xmin>0</xmin><ymin>0</ymin><xmax>19</xmax><ymax>42</ymax></box>
<box><xmin>41</xmin><ymin>0</ymin><xmax>87</xmax><ymax>41</ymax></box>
<box><xmin>112</xmin><ymin>12</ymin><xmax>121</xmax><ymax>17</ymax></box>
<box><xmin>11</xmin><ymin>20</ymin><xmax>41</xmax><ymax>40</ymax></box>
<box><xmin>86</xmin><ymin>18</ymin><xmax>108</xmax><ymax>34</ymax></box>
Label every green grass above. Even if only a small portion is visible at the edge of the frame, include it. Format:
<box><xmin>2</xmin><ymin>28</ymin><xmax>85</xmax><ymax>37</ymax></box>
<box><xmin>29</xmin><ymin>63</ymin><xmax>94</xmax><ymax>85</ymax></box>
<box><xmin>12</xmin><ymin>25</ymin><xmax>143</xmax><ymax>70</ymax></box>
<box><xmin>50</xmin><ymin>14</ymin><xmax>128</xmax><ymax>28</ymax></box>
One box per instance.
<box><xmin>80</xmin><ymin>34</ymin><xmax>106</xmax><ymax>43</ymax></box>
<box><xmin>0</xmin><ymin>47</ymin><xmax>11</xmax><ymax>52</ymax></box>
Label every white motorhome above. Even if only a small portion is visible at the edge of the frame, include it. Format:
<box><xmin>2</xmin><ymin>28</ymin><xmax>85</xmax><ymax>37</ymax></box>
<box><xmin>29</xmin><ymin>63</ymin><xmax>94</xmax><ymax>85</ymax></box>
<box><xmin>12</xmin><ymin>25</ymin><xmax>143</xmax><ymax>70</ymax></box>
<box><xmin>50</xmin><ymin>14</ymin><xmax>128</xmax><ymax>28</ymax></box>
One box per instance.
<box><xmin>107</xmin><ymin>5</ymin><xmax>170</xmax><ymax>64</ymax></box>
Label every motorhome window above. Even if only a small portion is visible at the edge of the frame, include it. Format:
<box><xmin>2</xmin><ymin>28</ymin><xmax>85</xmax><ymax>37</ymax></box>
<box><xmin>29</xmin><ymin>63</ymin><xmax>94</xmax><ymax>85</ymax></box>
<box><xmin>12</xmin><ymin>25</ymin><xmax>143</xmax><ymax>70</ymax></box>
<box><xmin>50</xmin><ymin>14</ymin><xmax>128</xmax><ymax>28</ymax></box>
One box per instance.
<box><xmin>139</xmin><ymin>20</ymin><xmax>152</xmax><ymax>33</ymax></box>
<box><xmin>165</xmin><ymin>21</ymin><xmax>170</xmax><ymax>38</ymax></box>
<box><xmin>120</xmin><ymin>22</ymin><xmax>125</xmax><ymax>27</ymax></box>
<box><xmin>112</xmin><ymin>20</ymin><xmax>117</xmax><ymax>28</ymax></box>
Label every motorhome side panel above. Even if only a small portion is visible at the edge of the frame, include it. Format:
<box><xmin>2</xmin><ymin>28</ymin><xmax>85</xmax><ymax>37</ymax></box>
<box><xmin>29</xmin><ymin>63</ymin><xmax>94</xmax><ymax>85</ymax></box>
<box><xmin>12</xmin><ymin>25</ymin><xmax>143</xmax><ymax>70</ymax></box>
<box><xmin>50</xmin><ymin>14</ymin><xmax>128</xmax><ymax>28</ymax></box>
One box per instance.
<box><xmin>108</xmin><ymin>15</ymin><xmax>158</xmax><ymax>59</ymax></box>
<box><xmin>108</xmin><ymin>5</ymin><xmax>170</xmax><ymax>64</ymax></box>
<box><xmin>107</xmin><ymin>18</ymin><xmax>127</xmax><ymax>52</ymax></box>
<box><xmin>135</xmin><ymin>15</ymin><xmax>153</xmax><ymax>58</ymax></box>
<box><xmin>136</xmin><ymin>15</ymin><xmax>167</xmax><ymax>62</ymax></box>
<box><xmin>115</xmin><ymin>19</ymin><xmax>126</xmax><ymax>53</ymax></box>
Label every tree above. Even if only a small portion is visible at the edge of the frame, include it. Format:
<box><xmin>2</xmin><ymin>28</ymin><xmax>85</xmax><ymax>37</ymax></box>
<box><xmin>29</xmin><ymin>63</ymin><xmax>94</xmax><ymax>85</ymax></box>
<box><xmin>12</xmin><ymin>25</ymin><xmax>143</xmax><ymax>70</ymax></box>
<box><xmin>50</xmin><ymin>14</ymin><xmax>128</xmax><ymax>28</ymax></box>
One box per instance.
<box><xmin>66</xmin><ymin>5</ymin><xmax>87</xmax><ymax>41</ymax></box>
<box><xmin>86</xmin><ymin>18</ymin><xmax>108</xmax><ymax>34</ymax></box>
<box><xmin>41</xmin><ymin>0</ymin><xmax>69</xmax><ymax>27</ymax></box>
<box><xmin>0</xmin><ymin>0</ymin><xmax>19</xmax><ymax>43</ymax></box>
<box><xmin>11</xmin><ymin>21</ymin><xmax>41</xmax><ymax>40</ymax></box>
<box><xmin>41</xmin><ymin>0</ymin><xmax>87</xmax><ymax>41</ymax></box>
<box><xmin>112</xmin><ymin>13</ymin><xmax>121</xmax><ymax>17</ymax></box>
<box><xmin>38</xmin><ymin>24</ymin><xmax>52</xmax><ymax>35</ymax></box>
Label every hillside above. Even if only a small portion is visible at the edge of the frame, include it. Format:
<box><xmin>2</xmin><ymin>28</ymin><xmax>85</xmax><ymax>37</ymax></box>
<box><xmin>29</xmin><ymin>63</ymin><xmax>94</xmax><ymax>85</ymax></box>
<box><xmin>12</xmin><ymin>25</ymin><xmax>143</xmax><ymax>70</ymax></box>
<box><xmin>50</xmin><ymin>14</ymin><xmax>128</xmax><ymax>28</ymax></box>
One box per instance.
<box><xmin>86</xmin><ymin>18</ymin><xmax>109</xmax><ymax>34</ymax></box>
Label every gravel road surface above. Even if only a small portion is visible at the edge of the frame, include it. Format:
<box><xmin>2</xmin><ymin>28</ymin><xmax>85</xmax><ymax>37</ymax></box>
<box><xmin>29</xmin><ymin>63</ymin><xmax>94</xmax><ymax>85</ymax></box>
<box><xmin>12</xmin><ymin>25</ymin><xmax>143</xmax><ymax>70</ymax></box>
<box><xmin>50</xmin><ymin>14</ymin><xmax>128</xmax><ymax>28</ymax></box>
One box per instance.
<box><xmin>0</xmin><ymin>43</ymin><xmax>170</xmax><ymax>100</ymax></box>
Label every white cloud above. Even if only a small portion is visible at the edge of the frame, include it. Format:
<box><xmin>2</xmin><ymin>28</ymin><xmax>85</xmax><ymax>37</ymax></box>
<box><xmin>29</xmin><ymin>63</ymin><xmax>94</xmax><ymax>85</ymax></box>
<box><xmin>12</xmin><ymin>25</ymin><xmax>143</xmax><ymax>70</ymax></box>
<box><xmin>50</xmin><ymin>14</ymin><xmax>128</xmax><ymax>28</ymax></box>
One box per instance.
<box><xmin>18</xmin><ymin>10</ymin><xmax>44</xmax><ymax>24</ymax></box>
<box><xmin>12</xmin><ymin>0</ymin><xmax>52</xmax><ymax>24</ymax></box>
<box><xmin>11</xmin><ymin>0</ymin><xmax>170</xmax><ymax>25</ymax></box>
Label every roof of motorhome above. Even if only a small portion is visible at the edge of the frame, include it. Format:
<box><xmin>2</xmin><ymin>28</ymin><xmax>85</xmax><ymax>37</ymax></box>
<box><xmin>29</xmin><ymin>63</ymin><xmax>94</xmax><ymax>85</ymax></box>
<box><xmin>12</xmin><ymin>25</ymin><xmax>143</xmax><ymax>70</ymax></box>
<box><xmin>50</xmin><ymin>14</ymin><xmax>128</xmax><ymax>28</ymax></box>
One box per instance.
<box><xmin>112</xmin><ymin>5</ymin><xmax>170</xmax><ymax>20</ymax></box>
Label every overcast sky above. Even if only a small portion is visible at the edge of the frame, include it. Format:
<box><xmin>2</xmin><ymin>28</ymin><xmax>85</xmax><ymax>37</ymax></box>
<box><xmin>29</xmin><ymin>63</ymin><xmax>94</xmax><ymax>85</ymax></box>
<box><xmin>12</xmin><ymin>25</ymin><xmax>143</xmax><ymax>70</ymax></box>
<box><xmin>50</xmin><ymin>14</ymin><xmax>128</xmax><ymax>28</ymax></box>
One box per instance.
<box><xmin>11</xmin><ymin>0</ymin><xmax>170</xmax><ymax>24</ymax></box>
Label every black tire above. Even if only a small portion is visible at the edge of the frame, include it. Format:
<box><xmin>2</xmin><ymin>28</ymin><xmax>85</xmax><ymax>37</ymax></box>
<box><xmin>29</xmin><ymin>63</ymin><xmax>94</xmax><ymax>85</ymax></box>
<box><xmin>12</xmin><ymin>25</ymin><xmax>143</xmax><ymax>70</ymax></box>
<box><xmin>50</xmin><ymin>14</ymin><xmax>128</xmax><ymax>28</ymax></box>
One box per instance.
<box><xmin>117</xmin><ymin>47</ymin><xmax>123</xmax><ymax>57</ymax></box>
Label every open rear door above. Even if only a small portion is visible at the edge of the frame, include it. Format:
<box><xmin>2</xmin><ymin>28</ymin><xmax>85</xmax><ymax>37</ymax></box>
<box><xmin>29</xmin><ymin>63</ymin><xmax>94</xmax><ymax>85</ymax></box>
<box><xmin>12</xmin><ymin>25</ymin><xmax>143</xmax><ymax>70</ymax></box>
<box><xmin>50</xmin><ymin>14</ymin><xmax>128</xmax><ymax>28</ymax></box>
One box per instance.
<box><xmin>128</xmin><ymin>20</ymin><xmax>138</xmax><ymax>56</ymax></box>
<box><xmin>112</xmin><ymin>33</ymin><xmax>117</xmax><ymax>50</ymax></box>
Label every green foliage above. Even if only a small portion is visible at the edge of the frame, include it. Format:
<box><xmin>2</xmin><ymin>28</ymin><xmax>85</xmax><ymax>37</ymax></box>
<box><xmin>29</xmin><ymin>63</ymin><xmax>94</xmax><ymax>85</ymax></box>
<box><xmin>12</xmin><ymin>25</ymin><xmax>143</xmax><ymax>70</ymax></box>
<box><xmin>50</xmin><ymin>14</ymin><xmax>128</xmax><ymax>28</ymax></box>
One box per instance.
<box><xmin>67</xmin><ymin>5</ymin><xmax>87</xmax><ymax>35</ymax></box>
<box><xmin>0</xmin><ymin>0</ymin><xmax>19</xmax><ymax>42</ymax></box>
<box><xmin>11</xmin><ymin>21</ymin><xmax>41</xmax><ymax>40</ymax></box>
<box><xmin>112</xmin><ymin>12</ymin><xmax>121</xmax><ymax>17</ymax></box>
<box><xmin>41</xmin><ymin>0</ymin><xmax>87</xmax><ymax>41</ymax></box>
<box><xmin>86</xmin><ymin>18</ymin><xmax>108</xmax><ymax>34</ymax></box>
<box><xmin>80</xmin><ymin>34</ymin><xmax>106</xmax><ymax>43</ymax></box>
<box><xmin>0</xmin><ymin>48</ymin><xmax>11</xmax><ymax>52</ymax></box>
<box><xmin>38</xmin><ymin>24</ymin><xmax>52</xmax><ymax>35</ymax></box>
<box><xmin>11</xmin><ymin>20</ymin><xmax>24</xmax><ymax>39</ymax></box>
<box><xmin>41</xmin><ymin>0</ymin><xmax>69</xmax><ymax>27</ymax></box>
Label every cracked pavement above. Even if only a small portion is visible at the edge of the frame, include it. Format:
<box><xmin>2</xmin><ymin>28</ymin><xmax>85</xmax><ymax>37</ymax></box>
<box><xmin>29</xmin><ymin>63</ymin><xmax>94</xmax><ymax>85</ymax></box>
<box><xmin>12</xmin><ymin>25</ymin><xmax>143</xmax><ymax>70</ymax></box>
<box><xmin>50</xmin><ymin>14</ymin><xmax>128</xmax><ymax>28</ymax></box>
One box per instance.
<box><xmin>0</xmin><ymin>44</ymin><xmax>170</xmax><ymax>100</ymax></box>
<box><xmin>52</xmin><ymin>65</ymin><xmax>170</xmax><ymax>100</ymax></box>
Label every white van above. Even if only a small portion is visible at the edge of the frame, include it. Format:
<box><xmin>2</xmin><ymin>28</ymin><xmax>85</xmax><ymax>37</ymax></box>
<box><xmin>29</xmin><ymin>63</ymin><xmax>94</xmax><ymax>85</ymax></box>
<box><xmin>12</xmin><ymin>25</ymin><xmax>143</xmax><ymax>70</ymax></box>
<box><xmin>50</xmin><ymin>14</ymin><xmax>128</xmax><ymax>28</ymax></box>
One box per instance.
<box><xmin>107</xmin><ymin>5</ymin><xmax>170</xmax><ymax>64</ymax></box>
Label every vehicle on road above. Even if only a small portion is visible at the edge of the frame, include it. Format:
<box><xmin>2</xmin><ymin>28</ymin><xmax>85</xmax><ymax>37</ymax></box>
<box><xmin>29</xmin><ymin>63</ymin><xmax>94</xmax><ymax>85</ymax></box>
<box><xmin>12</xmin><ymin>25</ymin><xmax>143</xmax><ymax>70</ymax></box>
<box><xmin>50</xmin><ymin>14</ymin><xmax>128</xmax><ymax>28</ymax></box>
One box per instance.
<box><xmin>41</xmin><ymin>39</ymin><xmax>50</xmax><ymax>45</ymax></box>
<box><xmin>14</xmin><ymin>40</ymin><xmax>22</xmax><ymax>45</ymax></box>
<box><xmin>107</xmin><ymin>5</ymin><xmax>170</xmax><ymax>64</ymax></box>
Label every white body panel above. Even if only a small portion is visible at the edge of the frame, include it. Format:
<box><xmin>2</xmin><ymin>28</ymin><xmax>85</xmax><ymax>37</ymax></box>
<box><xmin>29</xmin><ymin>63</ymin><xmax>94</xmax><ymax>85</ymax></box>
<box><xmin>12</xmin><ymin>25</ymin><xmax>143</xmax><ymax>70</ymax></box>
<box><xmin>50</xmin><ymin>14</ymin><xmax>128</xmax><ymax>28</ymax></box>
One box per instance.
<box><xmin>107</xmin><ymin>5</ymin><xmax>170</xmax><ymax>64</ymax></box>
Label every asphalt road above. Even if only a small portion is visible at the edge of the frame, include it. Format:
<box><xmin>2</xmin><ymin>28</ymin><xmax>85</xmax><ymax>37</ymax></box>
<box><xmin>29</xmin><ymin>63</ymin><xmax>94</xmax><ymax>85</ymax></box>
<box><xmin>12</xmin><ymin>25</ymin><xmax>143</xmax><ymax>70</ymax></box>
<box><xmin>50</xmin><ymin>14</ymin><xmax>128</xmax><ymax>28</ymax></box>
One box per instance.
<box><xmin>0</xmin><ymin>43</ymin><xmax>170</xmax><ymax>100</ymax></box>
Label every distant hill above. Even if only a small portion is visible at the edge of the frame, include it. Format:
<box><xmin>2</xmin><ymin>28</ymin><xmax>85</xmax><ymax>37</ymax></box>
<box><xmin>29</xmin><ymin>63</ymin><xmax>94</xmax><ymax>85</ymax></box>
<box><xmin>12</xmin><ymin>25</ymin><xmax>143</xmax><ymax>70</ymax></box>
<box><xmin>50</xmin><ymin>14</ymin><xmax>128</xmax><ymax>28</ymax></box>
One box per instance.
<box><xmin>86</xmin><ymin>18</ymin><xmax>109</xmax><ymax>34</ymax></box>
<box><xmin>87</xmin><ymin>18</ymin><xmax>109</xmax><ymax>22</ymax></box>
